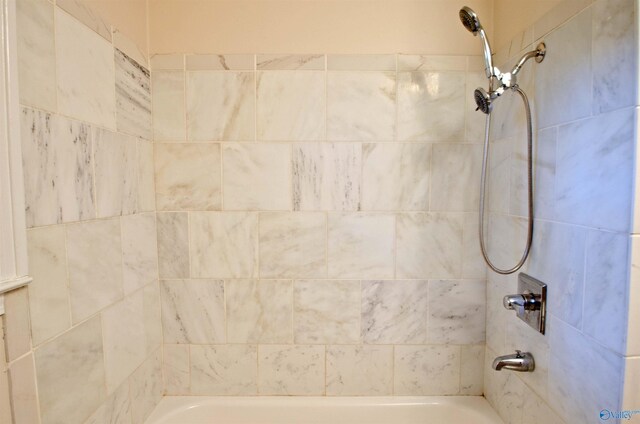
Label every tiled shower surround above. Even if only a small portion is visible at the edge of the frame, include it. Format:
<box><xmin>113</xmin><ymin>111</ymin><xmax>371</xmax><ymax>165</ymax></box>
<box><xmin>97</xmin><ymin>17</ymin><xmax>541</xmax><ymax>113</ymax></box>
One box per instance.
<box><xmin>485</xmin><ymin>0</ymin><xmax>638</xmax><ymax>423</ymax></box>
<box><xmin>152</xmin><ymin>53</ymin><xmax>489</xmax><ymax>397</ymax></box>
<box><xmin>4</xmin><ymin>1</ymin><xmax>161</xmax><ymax>424</ymax></box>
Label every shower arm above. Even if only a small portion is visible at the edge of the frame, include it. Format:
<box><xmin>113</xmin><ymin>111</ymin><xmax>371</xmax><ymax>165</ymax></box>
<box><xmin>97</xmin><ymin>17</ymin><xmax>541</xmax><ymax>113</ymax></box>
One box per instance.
<box><xmin>488</xmin><ymin>43</ymin><xmax>547</xmax><ymax>99</ymax></box>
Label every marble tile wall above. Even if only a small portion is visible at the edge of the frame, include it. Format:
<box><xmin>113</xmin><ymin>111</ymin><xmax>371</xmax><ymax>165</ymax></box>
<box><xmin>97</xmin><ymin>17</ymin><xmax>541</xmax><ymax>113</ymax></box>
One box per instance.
<box><xmin>485</xmin><ymin>0</ymin><xmax>638</xmax><ymax>423</ymax></box>
<box><xmin>152</xmin><ymin>53</ymin><xmax>487</xmax><ymax>396</ymax></box>
<box><xmin>5</xmin><ymin>3</ymin><xmax>162</xmax><ymax>424</ymax></box>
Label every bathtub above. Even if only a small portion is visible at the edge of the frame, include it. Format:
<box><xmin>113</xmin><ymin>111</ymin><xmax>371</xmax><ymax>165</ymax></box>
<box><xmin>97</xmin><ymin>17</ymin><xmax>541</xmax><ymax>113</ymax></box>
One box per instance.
<box><xmin>144</xmin><ymin>396</ymin><xmax>505</xmax><ymax>424</ymax></box>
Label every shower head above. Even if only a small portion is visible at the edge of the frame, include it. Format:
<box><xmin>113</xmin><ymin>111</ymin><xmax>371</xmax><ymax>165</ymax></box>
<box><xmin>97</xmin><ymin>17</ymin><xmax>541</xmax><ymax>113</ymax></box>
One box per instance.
<box><xmin>459</xmin><ymin>6</ymin><xmax>481</xmax><ymax>34</ymax></box>
<box><xmin>474</xmin><ymin>87</ymin><xmax>493</xmax><ymax>114</ymax></box>
<box><xmin>459</xmin><ymin>6</ymin><xmax>495</xmax><ymax>79</ymax></box>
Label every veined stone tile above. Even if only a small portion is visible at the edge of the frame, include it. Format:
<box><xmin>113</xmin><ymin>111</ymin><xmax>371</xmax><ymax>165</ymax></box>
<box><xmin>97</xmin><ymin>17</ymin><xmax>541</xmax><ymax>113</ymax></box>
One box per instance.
<box><xmin>361</xmin><ymin>280</ymin><xmax>428</xmax><ymax>344</ymax></box>
<box><xmin>163</xmin><ymin>344</ymin><xmax>190</xmax><ymax>395</ymax></box>
<box><xmin>160</xmin><ymin>279</ymin><xmax>225</xmax><ymax>344</ymax></box>
<box><xmin>294</xmin><ymin>280</ymin><xmax>360</xmax><ymax>344</ymax></box>
<box><xmin>293</xmin><ymin>143</ymin><xmax>361</xmax><ymax>211</ymax></box>
<box><xmin>191</xmin><ymin>345</ymin><xmax>258</xmax><ymax>395</ymax></box>
<box><xmin>93</xmin><ymin>128</ymin><xmax>138</xmax><ymax>218</ymax></box>
<box><xmin>156</xmin><ymin>212</ymin><xmax>190</xmax><ymax>279</ymax></box>
<box><xmin>84</xmin><ymin>381</ymin><xmax>131</xmax><ymax>424</ymax></box>
<box><xmin>56</xmin><ymin>0</ymin><xmax>111</xmax><ymax>41</ymax></box>
<box><xmin>137</xmin><ymin>140</ymin><xmax>156</xmax><ymax>212</ymax></box>
<box><xmin>186</xmin><ymin>54</ymin><xmax>254</xmax><ymax>71</ymax></box>
<box><xmin>187</xmin><ymin>72</ymin><xmax>255</xmax><ymax>141</ymax></box>
<box><xmin>121</xmin><ymin>213</ymin><xmax>158</xmax><ymax>295</ymax></box>
<box><xmin>258</xmin><ymin>345</ymin><xmax>325</xmax><ymax>395</ymax></box>
<box><xmin>155</xmin><ymin>143</ymin><xmax>221</xmax><ymax>211</ymax></box>
<box><xmin>430</xmin><ymin>144</ymin><xmax>482</xmax><ymax>212</ymax></box>
<box><xmin>152</xmin><ymin>71</ymin><xmax>185</xmax><ymax>141</ymax></box>
<box><xmin>150</xmin><ymin>54</ymin><xmax>184</xmax><ymax>70</ymax></box>
<box><xmin>115</xmin><ymin>48</ymin><xmax>152</xmax><ymax>140</ymax></box>
<box><xmin>326</xmin><ymin>345</ymin><xmax>393</xmax><ymax>395</ymax></box>
<box><xmin>8</xmin><ymin>354</ymin><xmax>40</xmax><ymax>424</ymax></box>
<box><xmin>226</xmin><ymin>280</ymin><xmax>293</xmax><ymax>344</ymax></box>
<box><xmin>16</xmin><ymin>0</ymin><xmax>56</xmax><ymax>111</ymax></box>
<box><xmin>259</xmin><ymin>212</ymin><xmax>326</xmax><ymax>279</ymax></box>
<box><xmin>397</xmin><ymin>55</ymin><xmax>467</xmax><ymax>71</ymax></box>
<box><xmin>55</xmin><ymin>8</ymin><xmax>116</xmax><ymax>128</ymax></box>
<box><xmin>66</xmin><ymin>219</ymin><xmax>124</xmax><ymax>323</ymax></box>
<box><xmin>327</xmin><ymin>55</ymin><xmax>396</xmax><ymax>71</ymax></box>
<box><xmin>129</xmin><ymin>349</ymin><xmax>162</xmax><ymax>424</ymax></box>
<box><xmin>190</xmin><ymin>212</ymin><xmax>258</xmax><ymax>279</ymax></box>
<box><xmin>257</xmin><ymin>54</ymin><xmax>325</xmax><ymax>70</ymax></box>
<box><xmin>427</xmin><ymin>280</ymin><xmax>485</xmax><ymax>344</ymax></box>
<box><xmin>21</xmin><ymin>108</ymin><xmax>95</xmax><ymax>227</ymax></box>
<box><xmin>394</xmin><ymin>345</ymin><xmax>461</xmax><ymax>395</ymax></box>
<box><xmin>256</xmin><ymin>71</ymin><xmax>325</xmax><ymax>141</ymax></box>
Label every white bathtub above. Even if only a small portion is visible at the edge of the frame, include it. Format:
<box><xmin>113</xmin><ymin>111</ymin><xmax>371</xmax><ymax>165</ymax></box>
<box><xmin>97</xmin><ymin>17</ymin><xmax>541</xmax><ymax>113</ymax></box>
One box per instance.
<box><xmin>144</xmin><ymin>396</ymin><xmax>505</xmax><ymax>424</ymax></box>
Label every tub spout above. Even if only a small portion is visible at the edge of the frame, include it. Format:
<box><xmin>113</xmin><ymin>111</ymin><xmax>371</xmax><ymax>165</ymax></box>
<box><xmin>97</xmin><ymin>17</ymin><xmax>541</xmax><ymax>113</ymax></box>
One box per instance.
<box><xmin>492</xmin><ymin>350</ymin><xmax>535</xmax><ymax>372</ymax></box>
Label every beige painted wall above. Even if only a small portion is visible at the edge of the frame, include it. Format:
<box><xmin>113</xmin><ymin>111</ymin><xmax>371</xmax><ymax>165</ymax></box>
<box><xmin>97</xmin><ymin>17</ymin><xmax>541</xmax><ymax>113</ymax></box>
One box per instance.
<box><xmin>148</xmin><ymin>0</ymin><xmax>494</xmax><ymax>55</ymax></box>
<box><xmin>493</xmin><ymin>0</ymin><xmax>561</xmax><ymax>51</ymax></box>
<box><xmin>65</xmin><ymin>0</ymin><xmax>148</xmax><ymax>55</ymax></box>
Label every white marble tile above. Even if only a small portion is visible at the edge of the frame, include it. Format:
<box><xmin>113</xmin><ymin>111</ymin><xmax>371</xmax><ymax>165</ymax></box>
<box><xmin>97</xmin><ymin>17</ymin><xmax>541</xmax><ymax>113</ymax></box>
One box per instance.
<box><xmin>129</xmin><ymin>349</ymin><xmax>162</xmax><ymax>424</ymax></box>
<box><xmin>397</xmin><ymin>71</ymin><xmax>466</xmax><ymax>141</ymax></box>
<box><xmin>327</xmin><ymin>71</ymin><xmax>396</xmax><ymax>141</ymax></box>
<box><xmin>9</xmin><ymin>354</ymin><xmax>41</xmax><ymax>424</ymax></box>
<box><xmin>55</xmin><ymin>8</ymin><xmax>116</xmax><ymax>128</ymax></box>
<box><xmin>394</xmin><ymin>345</ymin><xmax>460</xmax><ymax>395</ymax></box>
<box><xmin>3</xmin><ymin>288</ymin><xmax>31</xmax><ymax>361</ymax></box>
<box><xmin>102</xmin><ymin>291</ymin><xmax>147</xmax><ymax>394</ymax></box>
<box><xmin>361</xmin><ymin>280</ymin><xmax>428</xmax><ymax>344</ymax></box>
<box><xmin>327</xmin><ymin>213</ymin><xmax>395</xmax><ymax>279</ymax></box>
<box><xmin>66</xmin><ymin>219</ymin><xmax>124</xmax><ymax>323</ymax></box>
<box><xmin>257</xmin><ymin>54</ymin><xmax>325</xmax><ymax>70</ymax></box>
<box><xmin>294</xmin><ymin>280</ymin><xmax>360</xmax><ymax>344</ymax></box>
<box><xmin>56</xmin><ymin>0</ymin><xmax>111</xmax><ymax>41</ymax></box>
<box><xmin>121</xmin><ymin>213</ymin><xmax>158</xmax><ymax>295</ymax></box>
<box><xmin>222</xmin><ymin>143</ymin><xmax>291</xmax><ymax>210</ymax></box>
<box><xmin>84</xmin><ymin>382</ymin><xmax>131</xmax><ymax>424</ymax></box>
<box><xmin>535</xmin><ymin>8</ymin><xmax>592</xmax><ymax>128</ymax></box>
<box><xmin>258</xmin><ymin>345</ymin><xmax>325</xmax><ymax>395</ymax></box>
<box><xmin>292</xmin><ymin>143</ymin><xmax>361</xmax><ymax>211</ymax></box>
<box><xmin>526</xmin><ymin>220</ymin><xmax>586</xmax><ymax>328</ymax></box>
<box><xmin>464</xmin><ymin>71</ymin><xmax>486</xmax><ymax>143</ymax></box>
<box><xmin>21</xmin><ymin>108</ymin><xmax>96</xmax><ymax>227</ymax></box>
<box><xmin>398</xmin><ymin>55</ymin><xmax>467</xmax><ymax>71</ymax></box>
<box><xmin>582</xmin><ymin>230</ymin><xmax>629</xmax><ymax>355</ymax></box>
<box><xmin>521</xmin><ymin>387</ymin><xmax>566</xmax><ymax>424</ymax></box>
<box><xmin>427</xmin><ymin>280</ymin><xmax>485</xmax><ymax>344</ymax></box>
<box><xmin>362</xmin><ymin>143</ymin><xmax>431</xmax><ymax>211</ymax></box>
<box><xmin>115</xmin><ymin>49</ymin><xmax>152</xmax><ymax>140</ymax></box>
<box><xmin>430</xmin><ymin>144</ymin><xmax>482</xmax><ymax>212</ymax></box>
<box><xmin>486</xmin><ymin>214</ymin><xmax>529</xmax><ymax>281</ymax></box>
<box><xmin>155</xmin><ymin>143</ymin><xmax>221</xmax><ymax>211</ymax></box>
<box><xmin>137</xmin><ymin>140</ymin><xmax>156</xmax><ymax>212</ymax></box>
<box><xmin>548</xmin><ymin>316</ymin><xmax>624</xmax><ymax>424</ymax></box>
<box><xmin>190</xmin><ymin>212</ymin><xmax>258</xmax><ymax>278</ymax></box>
<box><xmin>113</xmin><ymin>29</ymin><xmax>148</xmax><ymax>69</ymax></box>
<box><xmin>26</xmin><ymin>225</ymin><xmax>70</xmax><ymax>346</ymax></box>
<box><xmin>143</xmin><ymin>282</ymin><xmax>162</xmax><ymax>355</ymax></box>
<box><xmin>156</xmin><ymin>212</ymin><xmax>189</xmax><ymax>279</ymax></box>
<box><xmin>16</xmin><ymin>0</ymin><xmax>56</xmax><ymax>111</ymax></box>
<box><xmin>259</xmin><ymin>212</ymin><xmax>326</xmax><ymax>278</ymax></box>
<box><xmin>555</xmin><ymin>108</ymin><xmax>634</xmax><ymax>232</ymax></box>
<box><xmin>160</xmin><ymin>279</ymin><xmax>225</xmax><ymax>344</ymax></box>
<box><xmin>191</xmin><ymin>345</ymin><xmax>258</xmax><ymax>395</ymax></box>
<box><xmin>592</xmin><ymin>0</ymin><xmax>635</xmax><ymax>114</ymax></box>
<box><xmin>187</xmin><ymin>72</ymin><xmax>255</xmax><ymax>141</ymax></box>
<box><xmin>486</xmin><ymin>139</ymin><xmax>511</xmax><ymax>214</ymax></box>
<box><xmin>151</xmin><ymin>54</ymin><xmax>184</xmax><ymax>71</ymax></box>
<box><xmin>186</xmin><ymin>54</ymin><xmax>254</xmax><ymax>70</ymax></box>
<box><xmin>460</xmin><ymin>345</ymin><xmax>484</xmax><ymax>395</ymax></box>
<box><xmin>35</xmin><ymin>316</ymin><xmax>106</xmax><ymax>424</ymax></box>
<box><xmin>484</xmin><ymin>350</ymin><xmax>526</xmax><ymax>424</ymax></box>
<box><xmin>327</xmin><ymin>55</ymin><xmax>396</xmax><ymax>71</ymax></box>
<box><xmin>152</xmin><ymin>71</ymin><xmax>185</xmax><ymax>141</ymax></box>
<box><xmin>505</xmin><ymin>317</ymin><xmax>549</xmax><ymax>401</ymax></box>
<box><xmin>326</xmin><ymin>345</ymin><xmax>393</xmax><ymax>395</ymax></box>
<box><xmin>163</xmin><ymin>344</ymin><xmax>190</xmax><ymax>395</ymax></box>
<box><xmin>93</xmin><ymin>128</ymin><xmax>138</xmax><ymax>218</ymax></box>
<box><xmin>396</xmin><ymin>213</ymin><xmax>463</xmax><ymax>279</ymax></box>
<box><xmin>226</xmin><ymin>279</ymin><xmax>293</xmax><ymax>344</ymax></box>
<box><xmin>532</xmin><ymin>127</ymin><xmax>557</xmax><ymax>221</ymax></box>
<box><xmin>256</xmin><ymin>71</ymin><xmax>325</xmax><ymax>141</ymax></box>
<box><xmin>462</xmin><ymin>213</ymin><xmax>486</xmax><ymax>279</ymax></box>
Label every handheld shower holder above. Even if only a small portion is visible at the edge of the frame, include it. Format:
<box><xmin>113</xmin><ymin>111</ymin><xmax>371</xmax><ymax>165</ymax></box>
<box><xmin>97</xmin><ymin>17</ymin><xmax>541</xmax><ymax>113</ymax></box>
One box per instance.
<box><xmin>489</xmin><ymin>43</ymin><xmax>546</xmax><ymax>99</ymax></box>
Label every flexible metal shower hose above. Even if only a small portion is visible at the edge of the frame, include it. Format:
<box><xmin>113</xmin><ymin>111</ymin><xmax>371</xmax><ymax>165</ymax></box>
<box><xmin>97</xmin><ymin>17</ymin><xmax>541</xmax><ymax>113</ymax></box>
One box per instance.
<box><xmin>478</xmin><ymin>86</ymin><xmax>534</xmax><ymax>275</ymax></box>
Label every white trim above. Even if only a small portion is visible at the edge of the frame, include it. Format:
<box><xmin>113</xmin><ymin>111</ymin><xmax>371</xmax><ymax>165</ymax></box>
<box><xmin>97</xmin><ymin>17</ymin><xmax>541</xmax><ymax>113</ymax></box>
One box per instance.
<box><xmin>0</xmin><ymin>275</ymin><xmax>31</xmax><ymax>295</ymax></box>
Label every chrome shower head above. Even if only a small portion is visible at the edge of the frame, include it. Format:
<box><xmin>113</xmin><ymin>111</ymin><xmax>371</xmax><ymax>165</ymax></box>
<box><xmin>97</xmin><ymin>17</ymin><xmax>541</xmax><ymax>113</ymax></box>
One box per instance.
<box><xmin>459</xmin><ymin>6</ymin><xmax>495</xmax><ymax>79</ymax></box>
<box><xmin>474</xmin><ymin>87</ymin><xmax>493</xmax><ymax>114</ymax></box>
<box><xmin>459</xmin><ymin>6</ymin><xmax>481</xmax><ymax>34</ymax></box>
